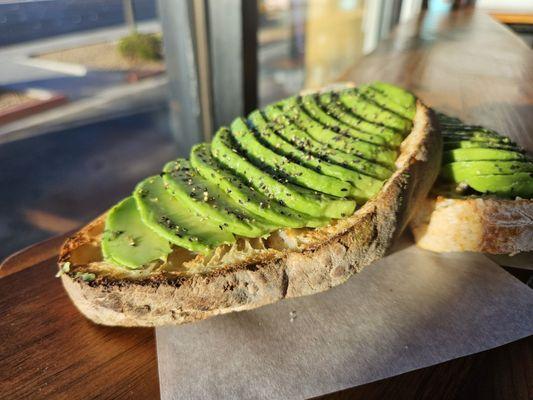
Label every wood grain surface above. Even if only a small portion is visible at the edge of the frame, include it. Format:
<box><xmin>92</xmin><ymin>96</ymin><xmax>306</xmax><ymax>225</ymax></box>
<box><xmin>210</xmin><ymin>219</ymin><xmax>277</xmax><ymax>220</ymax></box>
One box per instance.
<box><xmin>340</xmin><ymin>9</ymin><xmax>533</xmax><ymax>154</ymax></box>
<box><xmin>0</xmin><ymin>245</ymin><xmax>159</xmax><ymax>400</ymax></box>
<box><xmin>1</xmin><ymin>9</ymin><xmax>532</xmax><ymax>400</ymax></box>
<box><xmin>490</xmin><ymin>13</ymin><xmax>533</xmax><ymax>26</ymax></box>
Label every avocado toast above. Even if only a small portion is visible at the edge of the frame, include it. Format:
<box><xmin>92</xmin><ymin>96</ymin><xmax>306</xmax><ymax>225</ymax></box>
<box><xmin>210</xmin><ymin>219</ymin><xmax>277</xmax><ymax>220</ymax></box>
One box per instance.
<box><xmin>410</xmin><ymin>113</ymin><xmax>533</xmax><ymax>254</ymax></box>
<box><xmin>58</xmin><ymin>82</ymin><xmax>441</xmax><ymax>327</ymax></box>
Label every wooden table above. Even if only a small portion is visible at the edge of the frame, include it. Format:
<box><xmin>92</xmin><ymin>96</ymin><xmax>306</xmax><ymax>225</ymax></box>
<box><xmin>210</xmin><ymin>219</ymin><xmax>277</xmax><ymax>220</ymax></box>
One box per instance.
<box><xmin>1</xmin><ymin>9</ymin><xmax>532</xmax><ymax>400</ymax></box>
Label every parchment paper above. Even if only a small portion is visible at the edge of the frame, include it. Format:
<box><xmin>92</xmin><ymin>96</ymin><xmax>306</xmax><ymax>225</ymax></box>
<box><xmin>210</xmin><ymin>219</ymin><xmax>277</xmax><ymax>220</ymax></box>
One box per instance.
<box><xmin>156</xmin><ymin>242</ymin><xmax>533</xmax><ymax>400</ymax></box>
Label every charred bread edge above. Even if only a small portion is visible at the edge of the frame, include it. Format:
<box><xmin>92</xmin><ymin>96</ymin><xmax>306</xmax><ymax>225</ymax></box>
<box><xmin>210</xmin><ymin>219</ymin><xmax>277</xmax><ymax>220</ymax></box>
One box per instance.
<box><xmin>58</xmin><ymin>101</ymin><xmax>441</xmax><ymax>327</ymax></box>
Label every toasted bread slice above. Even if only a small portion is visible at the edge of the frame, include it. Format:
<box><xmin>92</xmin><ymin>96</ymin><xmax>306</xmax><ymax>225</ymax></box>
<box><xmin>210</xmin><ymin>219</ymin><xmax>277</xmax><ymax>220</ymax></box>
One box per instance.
<box><xmin>410</xmin><ymin>195</ymin><xmax>533</xmax><ymax>254</ymax></box>
<box><xmin>57</xmin><ymin>101</ymin><xmax>440</xmax><ymax>327</ymax></box>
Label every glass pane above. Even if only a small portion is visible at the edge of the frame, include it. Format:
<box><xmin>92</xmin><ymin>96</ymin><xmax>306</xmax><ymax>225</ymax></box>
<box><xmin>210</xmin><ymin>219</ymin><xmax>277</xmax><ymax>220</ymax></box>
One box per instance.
<box><xmin>0</xmin><ymin>110</ymin><xmax>175</xmax><ymax>259</ymax></box>
<box><xmin>0</xmin><ymin>0</ymin><xmax>175</xmax><ymax>259</ymax></box>
<box><xmin>0</xmin><ymin>0</ymin><xmax>407</xmax><ymax>260</ymax></box>
<box><xmin>258</xmin><ymin>0</ymin><xmax>368</xmax><ymax>106</ymax></box>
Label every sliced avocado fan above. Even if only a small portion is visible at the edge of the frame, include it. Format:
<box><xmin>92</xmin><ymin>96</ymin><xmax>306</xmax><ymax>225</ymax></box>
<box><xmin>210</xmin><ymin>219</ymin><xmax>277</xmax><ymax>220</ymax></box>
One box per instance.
<box><xmin>262</xmin><ymin>104</ymin><xmax>395</xmax><ymax>178</ymax></box>
<box><xmin>436</xmin><ymin>112</ymin><xmax>533</xmax><ymax>198</ymax></box>
<box><xmin>304</xmin><ymin>93</ymin><xmax>405</xmax><ymax>146</ymax></box>
<box><xmin>100</xmin><ymin>82</ymin><xmax>420</xmax><ymax>269</ymax></box>
<box><xmin>320</xmin><ymin>90</ymin><xmax>412</xmax><ymax>133</ymax></box>
<box><xmin>247</xmin><ymin>110</ymin><xmax>384</xmax><ymax>202</ymax></box>
<box><xmin>230</xmin><ymin>117</ymin><xmax>353</xmax><ymax>198</ymax></box>
<box><xmin>278</xmin><ymin>97</ymin><xmax>398</xmax><ymax>167</ymax></box>
<box><xmin>162</xmin><ymin>158</ymin><xmax>275</xmax><ymax>237</ymax></box>
<box><xmin>190</xmin><ymin>143</ymin><xmax>325</xmax><ymax>228</ymax></box>
<box><xmin>358</xmin><ymin>83</ymin><xmax>416</xmax><ymax>121</ymax></box>
<box><xmin>368</xmin><ymin>82</ymin><xmax>417</xmax><ymax>117</ymax></box>
<box><xmin>135</xmin><ymin>175</ymin><xmax>235</xmax><ymax>253</ymax></box>
<box><xmin>295</xmin><ymin>95</ymin><xmax>391</xmax><ymax>146</ymax></box>
<box><xmin>211</xmin><ymin>127</ymin><xmax>356</xmax><ymax>219</ymax></box>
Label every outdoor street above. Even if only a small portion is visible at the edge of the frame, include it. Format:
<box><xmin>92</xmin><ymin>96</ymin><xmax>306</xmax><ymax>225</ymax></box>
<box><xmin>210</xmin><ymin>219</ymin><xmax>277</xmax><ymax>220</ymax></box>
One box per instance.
<box><xmin>0</xmin><ymin>20</ymin><xmax>165</xmax><ymax>138</ymax></box>
<box><xmin>0</xmin><ymin>0</ymin><xmax>156</xmax><ymax>46</ymax></box>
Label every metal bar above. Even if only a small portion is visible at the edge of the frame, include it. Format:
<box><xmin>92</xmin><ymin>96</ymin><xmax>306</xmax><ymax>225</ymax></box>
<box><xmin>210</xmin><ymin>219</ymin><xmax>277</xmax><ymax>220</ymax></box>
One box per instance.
<box><xmin>379</xmin><ymin>0</ymin><xmax>394</xmax><ymax>38</ymax></box>
<box><xmin>192</xmin><ymin>0</ymin><xmax>214</xmax><ymax>141</ymax></box>
<box><xmin>391</xmin><ymin>0</ymin><xmax>403</xmax><ymax>25</ymax></box>
<box><xmin>123</xmin><ymin>0</ymin><xmax>137</xmax><ymax>33</ymax></box>
<box><xmin>241</xmin><ymin>0</ymin><xmax>258</xmax><ymax>116</ymax></box>
<box><xmin>157</xmin><ymin>0</ymin><xmax>204</xmax><ymax>154</ymax></box>
<box><xmin>363</xmin><ymin>0</ymin><xmax>385</xmax><ymax>54</ymax></box>
<box><xmin>207</xmin><ymin>0</ymin><xmax>258</xmax><ymax>128</ymax></box>
<box><xmin>158</xmin><ymin>0</ymin><xmax>258</xmax><ymax>146</ymax></box>
<box><xmin>400</xmin><ymin>0</ymin><xmax>423</xmax><ymax>23</ymax></box>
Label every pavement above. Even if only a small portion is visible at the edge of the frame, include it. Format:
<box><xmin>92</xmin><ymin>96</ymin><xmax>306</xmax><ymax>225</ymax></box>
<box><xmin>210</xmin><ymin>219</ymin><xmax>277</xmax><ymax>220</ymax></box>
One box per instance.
<box><xmin>0</xmin><ymin>20</ymin><xmax>166</xmax><ymax>139</ymax></box>
<box><xmin>0</xmin><ymin>75</ymin><xmax>168</xmax><ymax>143</ymax></box>
<box><xmin>0</xmin><ymin>0</ymin><xmax>157</xmax><ymax>47</ymax></box>
<box><xmin>0</xmin><ymin>20</ymin><xmax>161</xmax><ymax>98</ymax></box>
<box><xmin>0</xmin><ymin>15</ymin><xmax>300</xmax><ymax>139</ymax></box>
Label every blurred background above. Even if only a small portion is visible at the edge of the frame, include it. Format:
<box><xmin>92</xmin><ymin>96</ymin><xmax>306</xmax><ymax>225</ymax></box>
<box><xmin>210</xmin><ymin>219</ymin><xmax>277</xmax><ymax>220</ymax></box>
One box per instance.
<box><xmin>1</xmin><ymin>0</ymin><xmax>532</xmax><ymax>260</ymax></box>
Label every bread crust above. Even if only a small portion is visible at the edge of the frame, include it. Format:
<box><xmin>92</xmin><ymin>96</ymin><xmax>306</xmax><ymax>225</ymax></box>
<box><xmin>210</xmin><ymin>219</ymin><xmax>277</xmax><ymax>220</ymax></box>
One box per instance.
<box><xmin>58</xmin><ymin>101</ymin><xmax>441</xmax><ymax>327</ymax></box>
<box><xmin>410</xmin><ymin>195</ymin><xmax>533</xmax><ymax>254</ymax></box>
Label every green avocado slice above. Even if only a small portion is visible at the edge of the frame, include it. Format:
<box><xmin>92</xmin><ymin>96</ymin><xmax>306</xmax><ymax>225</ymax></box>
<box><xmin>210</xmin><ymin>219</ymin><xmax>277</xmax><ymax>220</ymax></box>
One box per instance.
<box><xmin>230</xmin><ymin>117</ymin><xmax>353</xmax><ymax>198</ymax></box>
<box><xmin>306</xmin><ymin>94</ymin><xmax>405</xmax><ymax>146</ymax></box>
<box><xmin>443</xmin><ymin>148</ymin><xmax>527</xmax><ymax>163</ymax></box>
<box><xmin>294</xmin><ymin>96</ymin><xmax>391</xmax><ymax>146</ymax></box>
<box><xmin>328</xmin><ymin>90</ymin><xmax>412</xmax><ymax>132</ymax></box>
<box><xmin>190</xmin><ymin>143</ymin><xmax>325</xmax><ymax>228</ymax></box>
<box><xmin>247</xmin><ymin>110</ymin><xmax>384</xmax><ymax>202</ymax></box>
<box><xmin>436</xmin><ymin>111</ymin><xmax>533</xmax><ymax>198</ymax></box>
<box><xmin>442</xmin><ymin>131</ymin><xmax>511</xmax><ymax>144</ymax></box>
<box><xmin>369</xmin><ymin>82</ymin><xmax>417</xmax><ymax>114</ymax></box>
<box><xmin>134</xmin><ymin>176</ymin><xmax>235</xmax><ymax>253</ymax></box>
<box><xmin>435</xmin><ymin>111</ymin><xmax>462</xmax><ymax>125</ymax></box>
<box><xmin>458</xmin><ymin>173</ymin><xmax>533</xmax><ymax>198</ymax></box>
<box><xmin>262</xmin><ymin>105</ymin><xmax>394</xmax><ymax>180</ymax></box>
<box><xmin>359</xmin><ymin>84</ymin><xmax>416</xmax><ymax>120</ymax></box>
<box><xmin>439</xmin><ymin>122</ymin><xmax>470</xmax><ymax>130</ymax></box>
<box><xmin>441</xmin><ymin>161</ymin><xmax>533</xmax><ymax>181</ymax></box>
<box><xmin>211</xmin><ymin>128</ymin><xmax>356</xmax><ymax>219</ymax></box>
<box><xmin>275</xmin><ymin>100</ymin><xmax>398</xmax><ymax>167</ymax></box>
<box><xmin>101</xmin><ymin>197</ymin><xmax>173</xmax><ymax>269</ymax></box>
<box><xmin>443</xmin><ymin>140</ymin><xmax>518</xmax><ymax>151</ymax></box>
<box><xmin>442</xmin><ymin>125</ymin><xmax>501</xmax><ymax>135</ymax></box>
<box><xmin>163</xmin><ymin>159</ymin><xmax>275</xmax><ymax>238</ymax></box>
<box><xmin>279</xmin><ymin>96</ymin><xmax>397</xmax><ymax>154</ymax></box>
